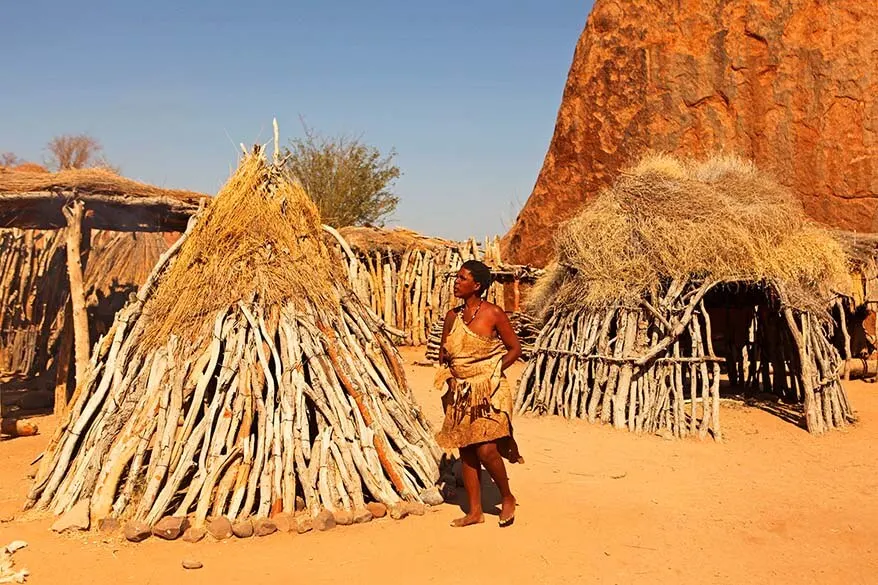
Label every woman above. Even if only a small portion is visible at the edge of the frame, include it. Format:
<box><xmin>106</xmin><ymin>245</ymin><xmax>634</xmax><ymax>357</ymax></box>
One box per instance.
<box><xmin>435</xmin><ymin>260</ymin><xmax>524</xmax><ymax>528</ymax></box>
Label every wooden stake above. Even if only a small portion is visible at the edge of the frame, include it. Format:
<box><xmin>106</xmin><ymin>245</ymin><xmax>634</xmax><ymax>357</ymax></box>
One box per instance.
<box><xmin>61</xmin><ymin>201</ymin><xmax>91</xmax><ymax>407</ymax></box>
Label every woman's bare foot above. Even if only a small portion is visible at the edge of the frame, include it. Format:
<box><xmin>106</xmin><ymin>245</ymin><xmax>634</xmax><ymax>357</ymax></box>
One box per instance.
<box><xmin>498</xmin><ymin>496</ymin><xmax>516</xmax><ymax>527</ymax></box>
<box><xmin>450</xmin><ymin>513</ymin><xmax>484</xmax><ymax>528</ymax></box>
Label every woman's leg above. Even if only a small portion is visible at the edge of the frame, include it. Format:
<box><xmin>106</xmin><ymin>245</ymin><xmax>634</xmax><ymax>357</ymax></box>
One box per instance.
<box><xmin>476</xmin><ymin>441</ymin><xmax>516</xmax><ymax>525</ymax></box>
<box><xmin>451</xmin><ymin>445</ymin><xmax>484</xmax><ymax>527</ymax></box>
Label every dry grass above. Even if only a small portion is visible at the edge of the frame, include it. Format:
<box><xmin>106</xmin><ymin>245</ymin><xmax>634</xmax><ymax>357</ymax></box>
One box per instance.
<box><xmin>529</xmin><ymin>154</ymin><xmax>851</xmax><ymax>315</ymax></box>
<box><xmin>0</xmin><ymin>166</ymin><xmax>208</xmax><ymax>202</ymax></box>
<box><xmin>140</xmin><ymin>152</ymin><xmax>341</xmax><ymax>349</ymax></box>
<box><xmin>338</xmin><ymin>225</ymin><xmax>458</xmax><ymax>254</ymax></box>
<box><xmin>84</xmin><ymin>231</ymin><xmax>170</xmax><ymax>304</ymax></box>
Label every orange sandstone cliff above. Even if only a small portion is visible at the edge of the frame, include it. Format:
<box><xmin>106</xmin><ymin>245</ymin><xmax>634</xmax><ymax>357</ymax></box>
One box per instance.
<box><xmin>503</xmin><ymin>0</ymin><xmax>878</xmax><ymax>267</ymax></box>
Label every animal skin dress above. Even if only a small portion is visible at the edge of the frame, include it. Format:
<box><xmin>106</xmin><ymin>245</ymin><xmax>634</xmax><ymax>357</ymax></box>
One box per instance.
<box><xmin>434</xmin><ymin>310</ymin><xmax>524</xmax><ymax>463</ymax></box>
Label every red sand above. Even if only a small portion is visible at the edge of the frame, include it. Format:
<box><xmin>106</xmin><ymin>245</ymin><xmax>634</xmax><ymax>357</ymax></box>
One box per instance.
<box><xmin>2</xmin><ymin>346</ymin><xmax>877</xmax><ymax>584</ymax></box>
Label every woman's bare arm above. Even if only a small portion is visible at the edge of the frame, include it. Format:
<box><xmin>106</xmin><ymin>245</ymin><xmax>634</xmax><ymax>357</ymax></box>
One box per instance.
<box><xmin>492</xmin><ymin>306</ymin><xmax>521</xmax><ymax>371</ymax></box>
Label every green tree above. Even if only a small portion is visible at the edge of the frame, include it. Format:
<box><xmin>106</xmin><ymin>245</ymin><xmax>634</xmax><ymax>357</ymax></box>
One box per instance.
<box><xmin>283</xmin><ymin>126</ymin><xmax>400</xmax><ymax>227</ymax></box>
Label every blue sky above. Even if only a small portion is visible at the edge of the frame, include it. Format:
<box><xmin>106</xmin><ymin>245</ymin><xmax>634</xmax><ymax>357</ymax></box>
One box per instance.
<box><xmin>2</xmin><ymin>1</ymin><xmax>592</xmax><ymax>240</ymax></box>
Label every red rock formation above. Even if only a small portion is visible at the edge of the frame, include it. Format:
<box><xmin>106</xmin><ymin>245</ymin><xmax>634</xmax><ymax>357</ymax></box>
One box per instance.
<box><xmin>503</xmin><ymin>0</ymin><xmax>878</xmax><ymax>267</ymax></box>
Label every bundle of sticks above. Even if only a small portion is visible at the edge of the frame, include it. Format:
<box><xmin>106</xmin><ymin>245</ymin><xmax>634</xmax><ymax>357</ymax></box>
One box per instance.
<box><xmin>325</xmin><ymin>231</ymin><xmax>506</xmax><ymax>346</ymax></box>
<box><xmin>0</xmin><ymin>228</ymin><xmax>69</xmax><ymax>379</ymax></box>
<box><xmin>25</xmin><ymin>149</ymin><xmax>443</xmax><ymax>531</ymax></box>
<box><xmin>515</xmin><ymin>279</ymin><xmax>855</xmax><ymax>438</ymax></box>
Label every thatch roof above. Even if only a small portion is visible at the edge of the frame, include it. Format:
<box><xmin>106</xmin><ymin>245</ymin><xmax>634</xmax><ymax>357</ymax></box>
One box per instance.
<box><xmin>84</xmin><ymin>231</ymin><xmax>172</xmax><ymax>304</ymax></box>
<box><xmin>530</xmin><ymin>154</ymin><xmax>851</xmax><ymax>315</ymax></box>
<box><xmin>140</xmin><ymin>153</ymin><xmax>340</xmax><ymax>348</ymax></box>
<box><xmin>0</xmin><ymin>167</ymin><xmax>210</xmax><ymax>232</ymax></box>
<box><xmin>337</xmin><ymin>225</ymin><xmax>458</xmax><ymax>254</ymax></box>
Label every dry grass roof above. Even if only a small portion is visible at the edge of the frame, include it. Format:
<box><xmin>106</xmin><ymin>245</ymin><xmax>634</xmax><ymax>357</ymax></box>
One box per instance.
<box><xmin>530</xmin><ymin>154</ymin><xmax>851</xmax><ymax>314</ymax></box>
<box><xmin>141</xmin><ymin>151</ymin><xmax>340</xmax><ymax>348</ymax></box>
<box><xmin>0</xmin><ymin>167</ymin><xmax>206</xmax><ymax>201</ymax></box>
<box><xmin>338</xmin><ymin>225</ymin><xmax>459</xmax><ymax>254</ymax></box>
<box><xmin>85</xmin><ymin>231</ymin><xmax>171</xmax><ymax>303</ymax></box>
<box><xmin>0</xmin><ymin>167</ymin><xmax>210</xmax><ymax>231</ymax></box>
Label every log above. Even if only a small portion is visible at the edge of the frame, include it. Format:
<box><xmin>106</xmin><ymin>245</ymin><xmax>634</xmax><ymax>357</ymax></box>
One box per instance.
<box><xmin>61</xmin><ymin>201</ymin><xmax>91</xmax><ymax>408</ymax></box>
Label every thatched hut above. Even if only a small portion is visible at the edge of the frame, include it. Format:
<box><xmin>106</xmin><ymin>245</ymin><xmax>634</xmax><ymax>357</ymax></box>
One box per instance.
<box><xmin>0</xmin><ymin>228</ymin><xmax>173</xmax><ymax>417</ymax></box>
<box><xmin>0</xmin><ymin>167</ymin><xmax>208</xmax><ymax>418</ymax></box>
<box><xmin>832</xmin><ymin>232</ymin><xmax>878</xmax><ymax>377</ymax></box>
<box><xmin>515</xmin><ymin>155</ymin><xmax>856</xmax><ymax>438</ymax></box>
<box><xmin>327</xmin><ymin>226</ymin><xmax>513</xmax><ymax>344</ymax></box>
<box><xmin>26</xmin><ymin>147</ymin><xmax>441</xmax><ymax>534</ymax></box>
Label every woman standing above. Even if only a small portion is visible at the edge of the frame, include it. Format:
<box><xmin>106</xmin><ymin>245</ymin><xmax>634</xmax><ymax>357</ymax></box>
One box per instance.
<box><xmin>435</xmin><ymin>260</ymin><xmax>524</xmax><ymax>528</ymax></box>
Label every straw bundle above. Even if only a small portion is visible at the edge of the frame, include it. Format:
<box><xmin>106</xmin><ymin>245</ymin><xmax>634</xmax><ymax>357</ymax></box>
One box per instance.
<box><xmin>25</xmin><ymin>147</ymin><xmax>441</xmax><ymax>531</ymax></box>
<box><xmin>530</xmin><ymin>154</ymin><xmax>849</xmax><ymax>316</ymax></box>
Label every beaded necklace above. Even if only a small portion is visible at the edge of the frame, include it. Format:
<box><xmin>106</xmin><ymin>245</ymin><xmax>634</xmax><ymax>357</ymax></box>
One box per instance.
<box><xmin>463</xmin><ymin>299</ymin><xmax>483</xmax><ymax>325</ymax></box>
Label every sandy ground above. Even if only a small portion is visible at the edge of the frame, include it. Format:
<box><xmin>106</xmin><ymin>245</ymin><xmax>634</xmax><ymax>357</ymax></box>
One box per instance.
<box><xmin>2</xmin><ymin>345</ymin><xmax>877</xmax><ymax>585</ymax></box>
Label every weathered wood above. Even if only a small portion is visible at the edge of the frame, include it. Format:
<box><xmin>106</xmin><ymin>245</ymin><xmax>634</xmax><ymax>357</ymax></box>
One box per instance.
<box><xmin>61</xmin><ymin>201</ymin><xmax>91</xmax><ymax>406</ymax></box>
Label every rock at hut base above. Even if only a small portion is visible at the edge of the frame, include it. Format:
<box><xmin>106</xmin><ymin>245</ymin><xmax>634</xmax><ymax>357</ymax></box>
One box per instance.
<box><xmin>182</xmin><ymin>559</ymin><xmax>203</xmax><ymax>570</ymax></box>
<box><xmin>272</xmin><ymin>513</ymin><xmax>294</xmax><ymax>533</ymax></box>
<box><xmin>352</xmin><ymin>509</ymin><xmax>373</xmax><ymax>524</ymax></box>
<box><xmin>232</xmin><ymin>519</ymin><xmax>254</xmax><ymax>538</ymax></box>
<box><xmin>389</xmin><ymin>504</ymin><xmax>409</xmax><ymax>521</ymax></box>
<box><xmin>152</xmin><ymin>516</ymin><xmax>190</xmax><ymax>540</ymax></box>
<box><xmin>295</xmin><ymin>496</ymin><xmax>306</xmax><ymax>512</ymax></box>
<box><xmin>295</xmin><ymin>516</ymin><xmax>313</xmax><ymax>534</ymax></box>
<box><xmin>207</xmin><ymin>517</ymin><xmax>233</xmax><ymax>540</ymax></box>
<box><xmin>124</xmin><ymin>521</ymin><xmax>152</xmax><ymax>543</ymax></box>
<box><xmin>97</xmin><ymin>518</ymin><xmax>120</xmax><ymax>534</ymax></box>
<box><xmin>182</xmin><ymin>527</ymin><xmax>207</xmax><ymax>543</ymax></box>
<box><xmin>365</xmin><ymin>502</ymin><xmax>387</xmax><ymax>519</ymax></box>
<box><xmin>254</xmin><ymin>518</ymin><xmax>277</xmax><ymax>536</ymax></box>
<box><xmin>332</xmin><ymin>510</ymin><xmax>354</xmax><ymax>526</ymax></box>
<box><xmin>313</xmin><ymin>510</ymin><xmax>336</xmax><ymax>531</ymax></box>
<box><xmin>51</xmin><ymin>501</ymin><xmax>90</xmax><ymax>533</ymax></box>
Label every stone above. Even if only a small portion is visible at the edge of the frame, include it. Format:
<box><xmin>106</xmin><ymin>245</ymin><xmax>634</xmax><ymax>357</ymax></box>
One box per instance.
<box><xmin>419</xmin><ymin>487</ymin><xmax>444</xmax><ymax>507</ymax></box>
<box><xmin>313</xmin><ymin>510</ymin><xmax>336</xmax><ymax>531</ymax></box>
<box><xmin>352</xmin><ymin>509</ymin><xmax>373</xmax><ymax>524</ymax></box>
<box><xmin>207</xmin><ymin>517</ymin><xmax>233</xmax><ymax>540</ymax></box>
<box><xmin>332</xmin><ymin>510</ymin><xmax>354</xmax><ymax>526</ymax></box>
<box><xmin>272</xmin><ymin>512</ymin><xmax>294</xmax><ymax>533</ymax></box>
<box><xmin>295</xmin><ymin>496</ymin><xmax>306</xmax><ymax>512</ymax></box>
<box><xmin>152</xmin><ymin>516</ymin><xmax>189</xmax><ymax>540</ymax></box>
<box><xmin>124</xmin><ymin>521</ymin><xmax>152</xmax><ymax>543</ymax></box>
<box><xmin>389</xmin><ymin>504</ymin><xmax>409</xmax><ymax>521</ymax></box>
<box><xmin>182</xmin><ymin>527</ymin><xmax>207</xmax><ymax>543</ymax></box>
<box><xmin>365</xmin><ymin>502</ymin><xmax>387</xmax><ymax>519</ymax></box>
<box><xmin>501</xmin><ymin>0</ymin><xmax>878</xmax><ymax>267</ymax></box>
<box><xmin>97</xmin><ymin>518</ymin><xmax>120</xmax><ymax>533</ymax></box>
<box><xmin>403</xmin><ymin>502</ymin><xmax>427</xmax><ymax>516</ymax></box>
<box><xmin>254</xmin><ymin>518</ymin><xmax>278</xmax><ymax>536</ymax></box>
<box><xmin>51</xmin><ymin>501</ymin><xmax>90</xmax><ymax>533</ymax></box>
<box><xmin>182</xmin><ymin>559</ymin><xmax>203</xmax><ymax>570</ymax></box>
<box><xmin>295</xmin><ymin>516</ymin><xmax>313</xmax><ymax>534</ymax></box>
<box><xmin>232</xmin><ymin>519</ymin><xmax>254</xmax><ymax>538</ymax></box>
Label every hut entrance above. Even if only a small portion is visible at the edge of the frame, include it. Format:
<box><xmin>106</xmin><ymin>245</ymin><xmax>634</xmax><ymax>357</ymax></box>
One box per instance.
<box><xmin>703</xmin><ymin>282</ymin><xmax>806</xmax><ymax>413</ymax></box>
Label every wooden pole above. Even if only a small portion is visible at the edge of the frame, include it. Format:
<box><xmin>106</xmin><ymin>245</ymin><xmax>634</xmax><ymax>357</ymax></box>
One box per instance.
<box><xmin>61</xmin><ymin>201</ymin><xmax>91</xmax><ymax>406</ymax></box>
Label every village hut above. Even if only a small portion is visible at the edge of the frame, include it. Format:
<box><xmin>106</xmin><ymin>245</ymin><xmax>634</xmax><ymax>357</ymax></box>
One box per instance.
<box><xmin>0</xmin><ymin>166</ymin><xmax>207</xmax><ymax>422</ymax></box>
<box><xmin>0</xmin><ymin>229</ymin><xmax>171</xmax><ymax>386</ymax></box>
<box><xmin>832</xmin><ymin>231</ymin><xmax>878</xmax><ymax>378</ymax></box>
<box><xmin>326</xmin><ymin>225</ymin><xmax>503</xmax><ymax>345</ymax></box>
<box><xmin>25</xmin><ymin>147</ymin><xmax>441</xmax><ymax>533</ymax></box>
<box><xmin>514</xmin><ymin>154</ymin><xmax>856</xmax><ymax>438</ymax></box>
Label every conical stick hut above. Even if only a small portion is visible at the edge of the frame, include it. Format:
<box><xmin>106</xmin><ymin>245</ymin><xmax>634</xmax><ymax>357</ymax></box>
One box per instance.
<box><xmin>515</xmin><ymin>155</ymin><xmax>856</xmax><ymax>438</ymax></box>
<box><xmin>25</xmin><ymin>147</ymin><xmax>441</xmax><ymax>530</ymax></box>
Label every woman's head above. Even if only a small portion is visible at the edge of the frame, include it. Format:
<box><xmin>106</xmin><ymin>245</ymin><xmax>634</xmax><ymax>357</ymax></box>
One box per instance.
<box><xmin>454</xmin><ymin>260</ymin><xmax>493</xmax><ymax>299</ymax></box>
